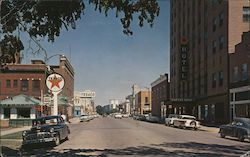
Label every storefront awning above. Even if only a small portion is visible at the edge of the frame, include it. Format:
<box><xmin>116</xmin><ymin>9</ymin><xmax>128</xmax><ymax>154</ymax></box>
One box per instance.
<box><xmin>0</xmin><ymin>94</ymin><xmax>41</xmax><ymax>106</ymax></box>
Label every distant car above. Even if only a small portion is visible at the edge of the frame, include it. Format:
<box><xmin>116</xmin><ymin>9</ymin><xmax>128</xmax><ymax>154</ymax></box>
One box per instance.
<box><xmin>173</xmin><ymin>115</ymin><xmax>200</xmax><ymax>130</ymax></box>
<box><xmin>80</xmin><ymin>115</ymin><xmax>91</xmax><ymax>122</ymax></box>
<box><xmin>219</xmin><ymin>118</ymin><xmax>250</xmax><ymax>142</ymax></box>
<box><xmin>122</xmin><ymin>114</ymin><xmax>130</xmax><ymax>118</ymax></box>
<box><xmin>165</xmin><ymin>114</ymin><xmax>179</xmax><ymax>126</ymax></box>
<box><xmin>114</xmin><ymin>114</ymin><xmax>122</xmax><ymax>119</ymax></box>
<box><xmin>147</xmin><ymin>115</ymin><xmax>160</xmax><ymax>123</ymax></box>
<box><xmin>22</xmin><ymin>115</ymin><xmax>70</xmax><ymax>148</ymax></box>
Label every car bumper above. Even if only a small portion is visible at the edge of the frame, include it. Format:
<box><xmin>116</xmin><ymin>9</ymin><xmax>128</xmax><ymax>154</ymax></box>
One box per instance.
<box><xmin>22</xmin><ymin>132</ymin><xmax>56</xmax><ymax>145</ymax></box>
<box><xmin>23</xmin><ymin>137</ymin><xmax>55</xmax><ymax>145</ymax></box>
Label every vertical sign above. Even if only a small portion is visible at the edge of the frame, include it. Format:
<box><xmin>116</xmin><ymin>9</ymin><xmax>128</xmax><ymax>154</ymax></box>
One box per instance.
<box><xmin>180</xmin><ymin>37</ymin><xmax>189</xmax><ymax>80</ymax></box>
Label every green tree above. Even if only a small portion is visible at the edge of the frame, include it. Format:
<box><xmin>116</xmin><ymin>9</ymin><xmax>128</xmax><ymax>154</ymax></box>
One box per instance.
<box><xmin>0</xmin><ymin>0</ymin><xmax>160</xmax><ymax>64</ymax></box>
<box><xmin>96</xmin><ymin>105</ymin><xmax>105</xmax><ymax>115</ymax></box>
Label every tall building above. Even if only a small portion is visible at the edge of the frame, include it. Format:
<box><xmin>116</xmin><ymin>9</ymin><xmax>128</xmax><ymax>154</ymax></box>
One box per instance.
<box><xmin>131</xmin><ymin>84</ymin><xmax>140</xmax><ymax>115</ymax></box>
<box><xmin>170</xmin><ymin>0</ymin><xmax>250</xmax><ymax>124</ymax></box>
<box><xmin>109</xmin><ymin>99</ymin><xmax>120</xmax><ymax>110</ymax></box>
<box><xmin>151</xmin><ymin>74</ymin><xmax>170</xmax><ymax>119</ymax></box>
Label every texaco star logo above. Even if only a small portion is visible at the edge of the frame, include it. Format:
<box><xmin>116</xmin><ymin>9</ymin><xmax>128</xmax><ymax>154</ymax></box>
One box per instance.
<box><xmin>46</xmin><ymin>73</ymin><xmax>65</xmax><ymax>92</ymax></box>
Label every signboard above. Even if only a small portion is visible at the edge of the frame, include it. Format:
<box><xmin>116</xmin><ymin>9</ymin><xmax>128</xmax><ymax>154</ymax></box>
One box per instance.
<box><xmin>170</xmin><ymin>98</ymin><xmax>193</xmax><ymax>102</ymax></box>
<box><xmin>180</xmin><ymin>37</ymin><xmax>189</xmax><ymax>80</ymax></box>
<box><xmin>80</xmin><ymin>90</ymin><xmax>95</xmax><ymax>98</ymax></box>
<box><xmin>43</xmin><ymin>96</ymin><xmax>51</xmax><ymax>106</ymax></box>
<box><xmin>46</xmin><ymin>73</ymin><xmax>65</xmax><ymax>92</ymax></box>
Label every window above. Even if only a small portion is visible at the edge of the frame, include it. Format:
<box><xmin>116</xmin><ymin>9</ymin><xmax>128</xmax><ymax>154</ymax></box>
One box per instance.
<box><xmin>6</xmin><ymin>80</ymin><xmax>11</xmax><ymax>88</ymax></box>
<box><xmin>213</xmin><ymin>40</ymin><xmax>217</xmax><ymax>53</ymax></box>
<box><xmin>32</xmin><ymin>80</ymin><xmax>40</xmax><ymax>92</ymax></box>
<box><xmin>241</xmin><ymin>63</ymin><xmax>248</xmax><ymax>80</ymax></box>
<box><xmin>219</xmin><ymin>12</ymin><xmax>224</xmax><ymax>26</ymax></box>
<box><xmin>3</xmin><ymin>108</ymin><xmax>10</xmax><ymax>119</ymax></box>
<box><xmin>21</xmin><ymin>80</ymin><xmax>29</xmax><ymax>91</ymax></box>
<box><xmin>17</xmin><ymin>108</ymin><xmax>30</xmax><ymax>118</ymax></box>
<box><xmin>243</xmin><ymin>6</ymin><xmax>250</xmax><ymax>22</ymax></box>
<box><xmin>212</xmin><ymin>73</ymin><xmax>217</xmax><ymax>88</ymax></box>
<box><xmin>145</xmin><ymin>97</ymin><xmax>149</xmax><ymax>103</ymax></box>
<box><xmin>213</xmin><ymin>17</ymin><xmax>217</xmax><ymax>32</ymax></box>
<box><xmin>219</xmin><ymin>36</ymin><xmax>224</xmax><ymax>49</ymax></box>
<box><xmin>235</xmin><ymin>91</ymin><xmax>250</xmax><ymax>101</ymax></box>
<box><xmin>233</xmin><ymin>66</ymin><xmax>239</xmax><ymax>82</ymax></box>
<box><xmin>13</xmin><ymin>80</ymin><xmax>18</xmax><ymax>88</ymax></box>
<box><xmin>219</xmin><ymin>71</ymin><xmax>223</xmax><ymax>86</ymax></box>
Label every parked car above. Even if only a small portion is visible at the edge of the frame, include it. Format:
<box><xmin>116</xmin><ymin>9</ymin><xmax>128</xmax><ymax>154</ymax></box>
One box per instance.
<box><xmin>114</xmin><ymin>113</ymin><xmax>122</xmax><ymax>119</ymax></box>
<box><xmin>122</xmin><ymin>114</ymin><xmax>130</xmax><ymax>118</ymax></box>
<box><xmin>219</xmin><ymin>118</ymin><xmax>250</xmax><ymax>142</ymax></box>
<box><xmin>147</xmin><ymin>115</ymin><xmax>160</xmax><ymax>123</ymax></box>
<box><xmin>165</xmin><ymin>114</ymin><xmax>179</xmax><ymax>126</ymax></box>
<box><xmin>22</xmin><ymin>115</ymin><xmax>70</xmax><ymax>148</ymax></box>
<box><xmin>80</xmin><ymin>115</ymin><xmax>91</xmax><ymax>122</ymax></box>
<box><xmin>173</xmin><ymin>115</ymin><xmax>200</xmax><ymax>130</ymax></box>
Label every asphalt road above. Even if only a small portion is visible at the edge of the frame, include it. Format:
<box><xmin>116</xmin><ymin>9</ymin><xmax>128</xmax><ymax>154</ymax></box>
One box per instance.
<box><xmin>4</xmin><ymin>117</ymin><xmax>250</xmax><ymax>157</ymax></box>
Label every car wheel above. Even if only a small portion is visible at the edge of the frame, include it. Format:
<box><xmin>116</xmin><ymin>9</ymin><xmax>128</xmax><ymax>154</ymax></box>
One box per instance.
<box><xmin>220</xmin><ymin>132</ymin><xmax>225</xmax><ymax>138</ymax></box>
<box><xmin>238</xmin><ymin>134</ymin><xmax>244</xmax><ymax>142</ymax></box>
<box><xmin>54</xmin><ymin>134</ymin><xmax>60</xmax><ymax>146</ymax></box>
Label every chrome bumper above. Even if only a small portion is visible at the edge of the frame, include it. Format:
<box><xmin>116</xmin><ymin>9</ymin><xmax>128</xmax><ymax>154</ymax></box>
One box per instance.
<box><xmin>22</xmin><ymin>132</ymin><xmax>55</xmax><ymax>145</ymax></box>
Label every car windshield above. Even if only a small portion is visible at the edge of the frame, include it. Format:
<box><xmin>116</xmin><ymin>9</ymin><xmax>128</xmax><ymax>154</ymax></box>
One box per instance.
<box><xmin>182</xmin><ymin>117</ymin><xmax>196</xmax><ymax>120</ymax></box>
<box><xmin>32</xmin><ymin>117</ymin><xmax>58</xmax><ymax>126</ymax></box>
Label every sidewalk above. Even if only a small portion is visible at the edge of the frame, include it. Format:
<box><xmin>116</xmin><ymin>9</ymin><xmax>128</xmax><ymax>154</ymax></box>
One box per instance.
<box><xmin>0</xmin><ymin>126</ymin><xmax>31</xmax><ymax>137</ymax></box>
<box><xmin>69</xmin><ymin>117</ymin><xmax>80</xmax><ymax>124</ymax></box>
<box><xmin>199</xmin><ymin>125</ymin><xmax>220</xmax><ymax>133</ymax></box>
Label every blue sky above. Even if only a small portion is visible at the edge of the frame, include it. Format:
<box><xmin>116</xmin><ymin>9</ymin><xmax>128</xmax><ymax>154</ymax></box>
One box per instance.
<box><xmin>23</xmin><ymin>1</ymin><xmax>170</xmax><ymax>105</ymax></box>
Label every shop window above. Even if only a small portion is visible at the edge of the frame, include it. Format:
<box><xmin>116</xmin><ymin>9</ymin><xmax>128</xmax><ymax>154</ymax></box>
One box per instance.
<box><xmin>235</xmin><ymin>91</ymin><xmax>250</xmax><ymax>101</ymax></box>
<box><xmin>4</xmin><ymin>108</ymin><xmax>10</xmax><ymax>119</ymax></box>
<box><xmin>17</xmin><ymin>108</ymin><xmax>30</xmax><ymax>118</ymax></box>
<box><xmin>21</xmin><ymin>80</ymin><xmax>29</xmax><ymax>91</ymax></box>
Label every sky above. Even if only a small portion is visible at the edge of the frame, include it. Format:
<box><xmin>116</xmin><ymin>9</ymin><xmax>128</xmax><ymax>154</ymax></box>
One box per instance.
<box><xmin>22</xmin><ymin>1</ymin><xmax>170</xmax><ymax>105</ymax></box>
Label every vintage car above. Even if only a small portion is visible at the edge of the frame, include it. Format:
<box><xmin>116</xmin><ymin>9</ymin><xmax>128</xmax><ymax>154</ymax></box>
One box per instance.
<box><xmin>173</xmin><ymin>115</ymin><xmax>200</xmax><ymax>130</ymax></box>
<box><xmin>165</xmin><ymin>114</ymin><xmax>179</xmax><ymax>126</ymax></box>
<box><xmin>80</xmin><ymin>114</ymin><xmax>93</xmax><ymax>122</ymax></box>
<box><xmin>114</xmin><ymin>113</ymin><xmax>122</xmax><ymax>119</ymax></box>
<box><xmin>219</xmin><ymin>118</ymin><xmax>250</xmax><ymax>142</ymax></box>
<box><xmin>22</xmin><ymin>115</ymin><xmax>70</xmax><ymax>147</ymax></box>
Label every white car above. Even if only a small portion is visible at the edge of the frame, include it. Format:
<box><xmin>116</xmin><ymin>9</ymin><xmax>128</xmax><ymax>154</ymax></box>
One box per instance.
<box><xmin>173</xmin><ymin>115</ymin><xmax>200</xmax><ymax>130</ymax></box>
<box><xmin>165</xmin><ymin>114</ymin><xmax>179</xmax><ymax>126</ymax></box>
<box><xmin>122</xmin><ymin>114</ymin><xmax>130</xmax><ymax>118</ymax></box>
<box><xmin>114</xmin><ymin>114</ymin><xmax>122</xmax><ymax>119</ymax></box>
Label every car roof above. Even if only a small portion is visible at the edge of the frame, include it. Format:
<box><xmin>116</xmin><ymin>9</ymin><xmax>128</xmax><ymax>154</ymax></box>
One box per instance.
<box><xmin>34</xmin><ymin>115</ymin><xmax>61</xmax><ymax>121</ymax></box>
<box><xmin>180</xmin><ymin>115</ymin><xmax>196</xmax><ymax>118</ymax></box>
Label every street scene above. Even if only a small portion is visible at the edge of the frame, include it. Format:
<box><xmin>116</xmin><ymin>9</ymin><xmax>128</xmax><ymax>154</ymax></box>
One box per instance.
<box><xmin>1</xmin><ymin>0</ymin><xmax>250</xmax><ymax>157</ymax></box>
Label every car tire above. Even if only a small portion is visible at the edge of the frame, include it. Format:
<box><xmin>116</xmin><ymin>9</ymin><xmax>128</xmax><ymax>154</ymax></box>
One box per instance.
<box><xmin>54</xmin><ymin>134</ymin><xmax>60</xmax><ymax>146</ymax></box>
<box><xmin>220</xmin><ymin>132</ymin><xmax>225</xmax><ymax>138</ymax></box>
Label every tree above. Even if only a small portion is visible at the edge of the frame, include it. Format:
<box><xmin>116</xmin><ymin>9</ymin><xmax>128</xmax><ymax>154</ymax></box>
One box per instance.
<box><xmin>96</xmin><ymin>105</ymin><xmax>105</xmax><ymax>115</ymax></box>
<box><xmin>0</xmin><ymin>0</ymin><xmax>160</xmax><ymax>64</ymax></box>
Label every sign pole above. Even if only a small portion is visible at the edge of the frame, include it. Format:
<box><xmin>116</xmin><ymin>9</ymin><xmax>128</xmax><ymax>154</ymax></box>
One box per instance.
<box><xmin>53</xmin><ymin>92</ymin><xmax>58</xmax><ymax>115</ymax></box>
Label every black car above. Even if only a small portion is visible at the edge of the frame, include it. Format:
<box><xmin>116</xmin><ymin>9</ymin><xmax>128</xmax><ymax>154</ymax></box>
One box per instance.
<box><xmin>219</xmin><ymin>118</ymin><xmax>250</xmax><ymax>142</ymax></box>
<box><xmin>22</xmin><ymin>115</ymin><xmax>70</xmax><ymax>147</ymax></box>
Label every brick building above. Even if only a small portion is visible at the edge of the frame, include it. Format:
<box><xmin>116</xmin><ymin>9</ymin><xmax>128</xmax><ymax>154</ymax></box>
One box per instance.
<box><xmin>0</xmin><ymin>55</ymin><xmax>74</xmax><ymax>118</ymax></box>
<box><xmin>151</xmin><ymin>74</ymin><xmax>170</xmax><ymax>119</ymax></box>
<box><xmin>170</xmin><ymin>0</ymin><xmax>250</xmax><ymax>124</ymax></box>
<box><xmin>135</xmin><ymin>90</ymin><xmax>151</xmax><ymax>115</ymax></box>
<box><xmin>229</xmin><ymin>31</ymin><xmax>250</xmax><ymax>120</ymax></box>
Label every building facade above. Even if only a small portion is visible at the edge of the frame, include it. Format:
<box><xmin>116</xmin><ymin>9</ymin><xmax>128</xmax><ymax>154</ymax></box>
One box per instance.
<box><xmin>151</xmin><ymin>74</ymin><xmax>170</xmax><ymax>119</ymax></box>
<box><xmin>74</xmin><ymin>90</ymin><xmax>95</xmax><ymax>116</ymax></box>
<box><xmin>170</xmin><ymin>0</ymin><xmax>250</xmax><ymax>124</ymax></box>
<box><xmin>0</xmin><ymin>55</ymin><xmax>74</xmax><ymax>118</ymax></box>
<box><xmin>135</xmin><ymin>90</ymin><xmax>151</xmax><ymax>115</ymax></box>
<box><xmin>229</xmin><ymin>31</ymin><xmax>250</xmax><ymax>120</ymax></box>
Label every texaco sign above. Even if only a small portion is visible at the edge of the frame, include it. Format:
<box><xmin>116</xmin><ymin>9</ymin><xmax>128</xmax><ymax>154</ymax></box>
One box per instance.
<box><xmin>46</xmin><ymin>73</ymin><xmax>65</xmax><ymax>92</ymax></box>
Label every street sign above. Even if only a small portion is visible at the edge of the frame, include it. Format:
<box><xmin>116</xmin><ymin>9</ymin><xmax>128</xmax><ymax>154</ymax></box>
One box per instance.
<box><xmin>43</xmin><ymin>96</ymin><xmax>51</xmax><ymax>105</ymax></box>
<box><xmin>46</xmin><ymin>73</ymin><xmax>65</xmax><ymax>92</ymax></box>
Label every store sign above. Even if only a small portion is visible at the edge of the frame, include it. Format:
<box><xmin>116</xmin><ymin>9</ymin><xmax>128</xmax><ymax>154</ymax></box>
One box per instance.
<box><xmin>180</xmin><ymin>37</ymin><xmax>189</xmax><ymax>80</ymax></box>
<box><xmin>80</xmin><ymin>90</ymin><xmax>95</xmax><ymax>98</ymax></box>
<box><xmin>170</xmin><ymin>98</ymin><xmax>193</xmax><ymax>102</ymax></box>
<box><xmin>46</xmin><ymin>73</ymin><xmax>65</xmax><ymax>92</ymax></box>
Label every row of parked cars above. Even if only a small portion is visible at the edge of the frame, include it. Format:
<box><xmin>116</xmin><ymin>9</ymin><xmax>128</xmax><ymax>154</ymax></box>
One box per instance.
<box><xmin>80</xmin><ymin>114</ymin><xmax>99</xmax><ymax>122</ymax></box>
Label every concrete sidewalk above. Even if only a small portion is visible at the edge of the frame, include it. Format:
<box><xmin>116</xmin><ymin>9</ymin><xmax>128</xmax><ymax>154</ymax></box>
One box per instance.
<box><xmin>199</xmin><ymin>125</ymin><xmax>220</xmax><ymax>133</ymax></box>
<box><xmin>0</xmin><ymin>126</ymin><xmax>31</xmax><ymax>136</ymax></box>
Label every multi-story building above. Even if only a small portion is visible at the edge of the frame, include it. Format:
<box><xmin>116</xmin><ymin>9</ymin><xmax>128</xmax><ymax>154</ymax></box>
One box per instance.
<box><xmin>135</xmin><ymin>90</ymin><xmax>151</xmax><ymax>115</ymax></box>
<box><xmin>109</xmin><ymin>99</ymin><xmax>120</xmax><ymax>110</ymax></box>
<box><xmin>74</xmin><ymin>90</ymin><xmax>95</xmax><ymax>116</ymax></box>
<box><xmin>130</xmin><ymin>84</ymin><xmax>140</xmax><ymax>115</ymax></box>
<box><xmin>170</xmin><ymin>0</ymin><xmax>250</xmax><ymax>124</ymax></box>
<box><xmin>0</xmin><ymin>55</ymin><xmax>74</xmax><ymax>118</ymax></box>
<box><xmin>151</xmin><ymin>74</ymin><xmax>170</xmax><ymax>119</ymax></box>
<box><xmin>229</xmin><ymin>31</ymin><xmax>250</xmax><ymax>120</ymax></box>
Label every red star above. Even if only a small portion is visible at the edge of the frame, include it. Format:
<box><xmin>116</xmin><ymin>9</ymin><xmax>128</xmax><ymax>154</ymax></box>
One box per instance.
<box><xmin>49</xmin><ymin>75</ymin><xmax>62</xmax><ymax>89</ymax></box>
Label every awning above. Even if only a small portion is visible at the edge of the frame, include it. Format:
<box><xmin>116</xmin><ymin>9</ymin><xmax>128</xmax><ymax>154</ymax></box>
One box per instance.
<box><xmin>0</xmin><ymin>94</ymin><xmax>41</xmax><ymax>107</ymax></box>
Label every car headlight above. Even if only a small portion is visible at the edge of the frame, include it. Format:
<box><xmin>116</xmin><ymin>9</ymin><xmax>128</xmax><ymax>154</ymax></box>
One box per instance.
<box><xmin>50</xmin><ymin>128</ymin><xmax>54</xmax><ymax>133</ymax></box>
<box><xmin>22</xmin><ymin>131</ymin><xmax>27</xmax><ymax>137</ymax></box>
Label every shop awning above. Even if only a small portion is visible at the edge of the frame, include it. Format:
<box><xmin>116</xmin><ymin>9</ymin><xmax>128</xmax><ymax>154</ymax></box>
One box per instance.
<box><xmin>0</xmin><ymin>94</ymin><xmax>41</xmax><ymax>106</ymax></box>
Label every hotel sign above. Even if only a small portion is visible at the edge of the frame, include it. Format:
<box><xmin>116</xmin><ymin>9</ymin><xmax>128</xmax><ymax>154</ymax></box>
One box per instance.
<box><xmin>180</xmin><ymin>37</ymin><xmax>189</xmax><ymax>80</ymax></box>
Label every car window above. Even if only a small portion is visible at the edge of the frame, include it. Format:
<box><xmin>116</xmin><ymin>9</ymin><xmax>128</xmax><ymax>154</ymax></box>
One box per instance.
<box><xmin>45</xmin><ymin>118</ymin><xmax>58</xmax><ymax>125</ymax></box>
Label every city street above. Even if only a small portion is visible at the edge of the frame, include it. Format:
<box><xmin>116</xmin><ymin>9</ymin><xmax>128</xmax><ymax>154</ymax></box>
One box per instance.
<box><xmin>15</xmin><ymin>117</ymin><xmax>250</xmax><ymax>157</ymax></box>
